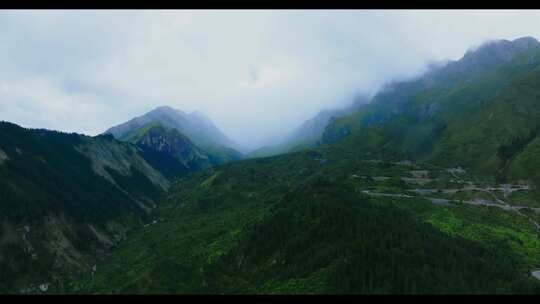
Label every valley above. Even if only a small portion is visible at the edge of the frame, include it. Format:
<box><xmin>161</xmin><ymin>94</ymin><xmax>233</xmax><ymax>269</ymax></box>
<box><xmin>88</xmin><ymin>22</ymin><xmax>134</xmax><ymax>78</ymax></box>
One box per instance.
<box><xmin>4</xmin><ymin>35</ymin><xmax>540</xmax><ymax>294</ymax></box>
<box><xmin>72</xmin><ymin>146</ymin><xmax>540</xmax><ymax>293</ymax></box>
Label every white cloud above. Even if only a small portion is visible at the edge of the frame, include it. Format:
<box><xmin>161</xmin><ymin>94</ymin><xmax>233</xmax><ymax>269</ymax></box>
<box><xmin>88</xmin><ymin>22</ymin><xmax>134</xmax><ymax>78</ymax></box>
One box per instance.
<box><xmin>0</xmin><ymin>76</ymin><xmax>114</xmax><ymax>134</ymax></box>
<box><xmin>1</xmin><ymin>10</ymin><xmax>540</xmax><ymax>150</ymax></box>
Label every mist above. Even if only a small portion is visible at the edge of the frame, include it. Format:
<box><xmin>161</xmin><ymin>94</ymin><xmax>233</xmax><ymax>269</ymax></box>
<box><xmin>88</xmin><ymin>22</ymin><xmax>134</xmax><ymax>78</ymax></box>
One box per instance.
<box><xmin>2</xmin><ymin>10</ymin><xmax>540</xmax><ymax>151</ymax></box>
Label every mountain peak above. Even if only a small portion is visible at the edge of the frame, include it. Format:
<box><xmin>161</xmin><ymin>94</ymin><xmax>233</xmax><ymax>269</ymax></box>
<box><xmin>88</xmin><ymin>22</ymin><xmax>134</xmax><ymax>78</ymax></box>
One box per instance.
<box><xmin>105</xmin><ymin>105</ymin><xmax>241</xmax><ymax>156</ymax></box>
<box><xmin>510</xmin><ymin>36</ymin><xmax>539</xmax><ymax>47</ymax></box>
<box><xmin>463</xmin><ymin>36</ymin><xmax>540</xmax><ymax>64</ymax></box>
<box><xmin>153</xmin><ymin>105</ymin><xmax>175</xmax><ymax>112</ymax></box>
<box><xmin>150</xmin><ymin>105</ymin><xmax>183</xmax><ymax>116</ymax></box>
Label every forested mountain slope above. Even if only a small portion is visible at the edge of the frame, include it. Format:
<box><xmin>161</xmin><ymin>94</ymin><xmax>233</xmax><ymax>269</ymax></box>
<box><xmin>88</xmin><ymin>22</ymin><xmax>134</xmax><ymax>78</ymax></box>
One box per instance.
<box><xmin>323</xmin><ymin>37</ymin><xmax>540</xmax><ymax>182</ymax></box>
<box><xmin>78</xmin><ymin>140</ymin><xmax>540</xmax><ymax>294</ymax></box>
<box><xmin>0</xmin><ymin>122</ymin><xmax>169</xmax><ymax>293</ymax></box>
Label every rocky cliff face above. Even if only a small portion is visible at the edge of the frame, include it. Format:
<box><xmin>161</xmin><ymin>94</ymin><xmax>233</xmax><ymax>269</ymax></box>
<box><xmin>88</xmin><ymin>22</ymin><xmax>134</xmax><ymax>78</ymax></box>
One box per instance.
<box><xmin>76</xmin><ymin>134</ymin><xmax>170</xmax><ymax>193</ymax></box>
<box><xmin>134</xmin><ymin>124</ymin><xmax>212</xmax><ymax>174</ymax></box>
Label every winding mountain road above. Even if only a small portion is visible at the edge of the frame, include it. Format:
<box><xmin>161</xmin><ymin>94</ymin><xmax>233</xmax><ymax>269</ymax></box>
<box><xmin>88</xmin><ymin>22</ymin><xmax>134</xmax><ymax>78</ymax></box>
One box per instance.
<box><xmin>357</xmin><ymin>164</ymin><xmax>540</xmax><ymax>235</ymax></box>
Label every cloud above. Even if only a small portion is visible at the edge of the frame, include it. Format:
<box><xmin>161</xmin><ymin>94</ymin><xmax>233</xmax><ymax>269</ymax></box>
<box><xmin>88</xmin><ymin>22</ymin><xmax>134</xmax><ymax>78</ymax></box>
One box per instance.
<box><xmin>1</xmin><ymin>10</ymin><xmax>540</xmax><ymax>150</ymax></box>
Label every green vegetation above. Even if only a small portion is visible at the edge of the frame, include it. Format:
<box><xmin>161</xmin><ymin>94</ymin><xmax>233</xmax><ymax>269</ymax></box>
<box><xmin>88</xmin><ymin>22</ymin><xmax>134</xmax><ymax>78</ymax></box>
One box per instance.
<box><xmin>5</xmin><ymin>37</ymin><xmax>540</xmax><ymax>294</ymax></box>
<box><xmin>76</xmin><ymin>143</ymin><xmax>540</xmax><ymax>294</ymax></box>
<box><xmin>323</xmin><ymin>39</ymin><xmax>540</xmax><ymax>188</ymax></box>
<box><xmin>0</xmin><ymin>122</ymin><xmax>167</xmax><ymax>293</ymax></box>
<box><xmin>74</xmin><ymin>40</ymin><xmax>540</xmax><ymax>292</ymax></box>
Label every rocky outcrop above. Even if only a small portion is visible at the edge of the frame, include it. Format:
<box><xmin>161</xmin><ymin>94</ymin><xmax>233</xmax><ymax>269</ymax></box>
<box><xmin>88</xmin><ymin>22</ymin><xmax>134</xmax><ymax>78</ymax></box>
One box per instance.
<box><xmin>75</xmin><ymin>136</ymin><xmax>169</xmax><ymax>191</ymax></box>
<box><xmin>0</xmin><ymin>148</ymin><xmax>8</xmax><ymax>165</ymax></box>
<box><xmin>135</xmin><ymin>125</ymin><xmax>212</xmax><ymax>171</ymax></box>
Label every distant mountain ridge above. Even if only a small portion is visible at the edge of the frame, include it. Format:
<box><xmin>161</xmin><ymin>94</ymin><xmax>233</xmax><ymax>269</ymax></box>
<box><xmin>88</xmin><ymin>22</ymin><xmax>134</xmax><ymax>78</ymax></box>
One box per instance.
<box><xmin>105</xmin><ymin>106</ymin><xmax>239</xmax><ymax>152</ymax></box>
<box><xmin>247</xmin><ymin>95</ymin><xmax>369</xmax><ymax>158</ymax></box>
<box><xmin>104</xmin><ymin>106</ymin><xmax>243</xmax><ymax>166</ymax></box>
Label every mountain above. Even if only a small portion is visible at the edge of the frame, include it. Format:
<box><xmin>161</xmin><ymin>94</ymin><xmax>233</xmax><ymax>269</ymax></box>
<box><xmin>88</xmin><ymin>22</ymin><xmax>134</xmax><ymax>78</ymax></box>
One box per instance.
<box><xmin>321</xmin><ymin>36</ymin><xmax>540</xmax><ymax>203</ymax></box>
<box><xmin>104</xmin><ymin>106</ymin><xmax>243</xmax><ymax>164</ymax></box>
<box><xmin>0</xmin><ymin>108</ymin><xmax>241</xmax><ymax>293</ymax></box>
<box><xmin>247</xmin><ymin>96</ymin><xmax>369</xmax><ymax>158</ymax></box>
<box><xmin>125</xmin><ymin>123</ymin><xmax>213</xmax><ymax>178</ymax></box>
<box><xmin>72</xmin><ymin>37</ymin><xmax>540</xmax><ymax>295</ymax></box>
<box><xmin>6</xmin><ymin>36</ymin><xmax>540</xmax><ymax>294</ymax></box>
<box><xmin>323</xmin><ymin>36</ymin><xmax>540</xmax><ymax>162</ymax></box>
<box><xmin>0</xmin><ymin>121</ymin><xmax>170</xmax><ymax>293</ymax></box>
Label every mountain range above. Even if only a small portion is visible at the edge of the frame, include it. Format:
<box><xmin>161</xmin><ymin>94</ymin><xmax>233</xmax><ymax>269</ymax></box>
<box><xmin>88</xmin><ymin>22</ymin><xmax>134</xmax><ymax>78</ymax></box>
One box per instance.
<box><xmin>3</xmin><ymin>36</ymin><xmax>540</xmax><ymax>294</ymax></box>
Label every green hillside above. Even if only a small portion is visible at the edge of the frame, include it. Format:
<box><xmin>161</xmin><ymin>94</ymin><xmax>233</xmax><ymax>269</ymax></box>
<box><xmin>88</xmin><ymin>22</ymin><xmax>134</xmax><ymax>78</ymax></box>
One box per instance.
<box><xmin>323</xmin><ymin>38</ymin><xmax>540</xmax><ymax>182</ymax></box>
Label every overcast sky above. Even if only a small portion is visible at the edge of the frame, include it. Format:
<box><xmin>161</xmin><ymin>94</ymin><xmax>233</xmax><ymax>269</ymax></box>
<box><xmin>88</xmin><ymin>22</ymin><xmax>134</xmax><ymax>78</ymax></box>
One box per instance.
<box><xmin>1</xmin><ymin>10</ymin><xmax>540</xmax><ymax>150</ymax></box>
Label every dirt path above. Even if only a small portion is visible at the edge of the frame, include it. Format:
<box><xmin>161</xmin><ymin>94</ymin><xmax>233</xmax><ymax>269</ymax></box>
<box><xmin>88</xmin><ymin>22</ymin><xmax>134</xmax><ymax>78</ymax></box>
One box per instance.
<box><xmin>357</xmin><ymin>160</ymin><xmax>540</xmax><ymax>233</ymax></box>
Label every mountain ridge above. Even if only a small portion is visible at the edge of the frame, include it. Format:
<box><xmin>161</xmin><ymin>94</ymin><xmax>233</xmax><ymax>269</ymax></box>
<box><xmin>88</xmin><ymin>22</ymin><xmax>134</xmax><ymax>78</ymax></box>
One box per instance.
<box><xmin>104</xmin><ymin>106</ymin><xmax>239</xmax><ymax>152</ymax></box>
<box><xmin>104</xmin><ymin>106</ymin><xmax>243</xmax><ymax>166</ymax></box>
<box><xmin>247</xmin><ymin>95</ymin><xmax>370</xmax><ymax>158</ymax></box>
<box><xmin>322</xmin><ymin>36</ymin><xmax>540</xmax><ymax>181</ymax></box>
